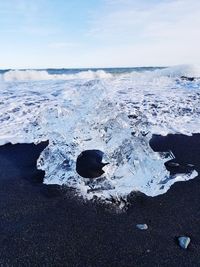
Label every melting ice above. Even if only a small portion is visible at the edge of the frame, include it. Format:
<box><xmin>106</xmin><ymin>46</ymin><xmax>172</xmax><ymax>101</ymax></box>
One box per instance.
<box><xmin>0</xmin><ymin>65</ymin><xmax>200</xmax><ymax>202</ymax></box>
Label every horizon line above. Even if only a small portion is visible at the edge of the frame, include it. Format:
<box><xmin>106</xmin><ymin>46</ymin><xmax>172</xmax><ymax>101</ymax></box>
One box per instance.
<box><xmin>0</xmin><ymin>65</ymin><xmax>169</xmax><ymax>71</ymax></box>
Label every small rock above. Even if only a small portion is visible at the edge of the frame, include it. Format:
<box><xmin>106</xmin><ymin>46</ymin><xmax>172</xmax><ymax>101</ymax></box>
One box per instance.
<box><xmin>178</xmin><ymin>236</ymin><xmax>191</xmax><ymax>249</ymax></box>
<box><xmin>136</xmin><ymin>224</ymin><xmax>148</xmax><ymax>230</ymax></box>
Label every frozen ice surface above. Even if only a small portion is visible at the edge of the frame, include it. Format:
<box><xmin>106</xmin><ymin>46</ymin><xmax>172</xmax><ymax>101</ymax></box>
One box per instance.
<box><xmin>0</xmin><ymin>65</ymin><xmax>199</xmax><ymax>203</ymax></box>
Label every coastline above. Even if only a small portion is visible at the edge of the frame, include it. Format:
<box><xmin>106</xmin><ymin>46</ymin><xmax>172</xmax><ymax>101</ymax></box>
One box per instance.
<box><xmin>0</xmin><ymin>137</ymin><xmax>200</xmax><ymax>266</ymax></box>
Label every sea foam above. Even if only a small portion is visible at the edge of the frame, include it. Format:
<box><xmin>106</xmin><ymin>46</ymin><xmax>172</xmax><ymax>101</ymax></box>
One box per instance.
<box><xmin>1</xmin><ymin>69</ymin><xmax>112</xmax><ymax>81</ymax></box>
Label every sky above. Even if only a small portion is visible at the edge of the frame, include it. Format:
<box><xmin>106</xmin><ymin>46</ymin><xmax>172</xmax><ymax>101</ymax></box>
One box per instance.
<box><xmin>0</xmin><ymin>0</ymin><xmax>200</xmax><ymax>69</ymax></box>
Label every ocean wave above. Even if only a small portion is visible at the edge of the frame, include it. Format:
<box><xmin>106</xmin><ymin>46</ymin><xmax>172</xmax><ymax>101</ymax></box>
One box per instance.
<box><xmin>118</xmin><ymin>65</ymin><xmax>200</xmax><ymax>81</ymax></box>
<box><xmin>156</xmin><ymin>64</ymin><xmax>200</xmax><ymax>77</ymax></box>
<box><xmin>1</xmin><ymin>69</ymin><xmax>113</xmax><ymax>81</ymax></box>
<box><xmin>1</xmin><ymin>65</ymin><xmax>200</xmax><ymax>82</ymax></box>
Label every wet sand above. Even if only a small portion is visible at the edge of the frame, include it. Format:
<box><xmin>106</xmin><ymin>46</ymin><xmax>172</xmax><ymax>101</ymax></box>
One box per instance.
<box><xmin>0</xmin><ymin>135</ymin><xmax>200</xmax><ymax>267</ymax></box>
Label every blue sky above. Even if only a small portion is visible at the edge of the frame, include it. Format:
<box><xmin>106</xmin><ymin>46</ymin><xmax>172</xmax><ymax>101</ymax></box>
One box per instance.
<box><xmin>0</xmin><ymin>0</ymin><xmax>200</xmax><ymax>68</ymax></box>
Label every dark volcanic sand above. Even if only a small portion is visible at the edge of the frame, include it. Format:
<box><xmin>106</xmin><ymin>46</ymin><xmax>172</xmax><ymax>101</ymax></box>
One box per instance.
<box><xmin>0</xmin><ymin>135</ymin><xmax>200</xmax><ymax>267</ymax></box>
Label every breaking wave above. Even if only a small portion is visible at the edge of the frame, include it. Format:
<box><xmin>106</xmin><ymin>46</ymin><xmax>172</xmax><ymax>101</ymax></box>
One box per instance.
<box><xmin>1</xmin><ymin>69</ymin><xmax>113</xmax><ymax>81</ymax></box>
<box><xmin>0</xmin><ymin>65</ymin><xmax>200</xmax><ymax>205</ymax></box>
<box><xmin>1</xmin><ymin>64</ymin><xmax>200</xmax><ymax>82</ymax></box>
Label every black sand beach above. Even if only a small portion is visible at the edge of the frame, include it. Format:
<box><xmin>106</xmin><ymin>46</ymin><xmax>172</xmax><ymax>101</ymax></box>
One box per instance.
<box><xmin>0</xmin><ymin>135</ymin><xmax>200</xmax><ymax>266</ymax></box>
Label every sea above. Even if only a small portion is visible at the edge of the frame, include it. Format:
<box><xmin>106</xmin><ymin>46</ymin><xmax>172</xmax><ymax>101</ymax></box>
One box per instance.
<box><xmin>0</xmin><ymin>65</ymin><xmax>200</xmax><ymax>203</ymax></box>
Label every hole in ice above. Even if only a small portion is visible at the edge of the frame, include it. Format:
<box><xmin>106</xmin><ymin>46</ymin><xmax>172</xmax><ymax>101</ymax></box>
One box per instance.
<box><xmin>76</xmin><ymin>150</ymin><xmax>109</xmax><ymax>178</ymax></box>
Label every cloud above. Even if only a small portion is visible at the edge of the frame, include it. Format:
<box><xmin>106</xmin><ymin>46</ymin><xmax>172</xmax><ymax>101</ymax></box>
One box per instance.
<box><xmin>89</xmin><ymin>0</ymin><xmax>200</xmax><ymax>40</ymax></box>
<box><xmin>85</xmin><ymin>0</ymin><xmax>200</xmax><ymax>66</ymax></box>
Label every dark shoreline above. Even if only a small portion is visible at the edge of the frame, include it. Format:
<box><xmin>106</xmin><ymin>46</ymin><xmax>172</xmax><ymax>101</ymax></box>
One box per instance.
<box><xmin>0</xmin><ymin>135</ymin><xmax>200</xmax><ymax>266</ymax></box>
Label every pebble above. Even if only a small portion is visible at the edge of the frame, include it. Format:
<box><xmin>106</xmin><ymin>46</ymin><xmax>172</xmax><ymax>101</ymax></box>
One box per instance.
<box><xmin>178</xmin><ymin>236</ymin><xmax>191</xmax><ymax>249</ymax></box>
<box><xmin>136</xmin><ymin>224</ymin><xmax>148</xmax><ymax>230</ymax></box>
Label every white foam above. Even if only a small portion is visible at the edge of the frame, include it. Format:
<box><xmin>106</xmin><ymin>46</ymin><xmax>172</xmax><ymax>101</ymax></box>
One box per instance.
<box><xmin>2</xmin><ymin>65</ymin><xmax>200</xmax><ymax>82</ymax></box>
<box><xmin>0</xmin><ymin>65</ymin><xmax>199</xmax><ymax>204</ymax></box>
<box><xmin>123</xmin><ymin>65</ymin><xmax>199</xmax><ymax>84</ymax></box>
<box><xmin>2</xmin><ymin>69</ymin><xmax>113</xmax><ymax>81</ymax></box>
<box><xmin>156</xmin><ymin>64</ymin><xmax>200</xmax><ymax>77</ymax></box>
